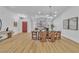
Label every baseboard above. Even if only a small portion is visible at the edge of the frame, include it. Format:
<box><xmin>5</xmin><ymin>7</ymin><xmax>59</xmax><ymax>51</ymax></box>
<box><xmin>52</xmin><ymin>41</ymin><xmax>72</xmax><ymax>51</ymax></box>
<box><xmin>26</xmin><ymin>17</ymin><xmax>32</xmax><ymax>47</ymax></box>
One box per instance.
<box><xmin>62</xmin><ymin>35</ymin><xmax>79</xmax><ymax>44</ymax></box>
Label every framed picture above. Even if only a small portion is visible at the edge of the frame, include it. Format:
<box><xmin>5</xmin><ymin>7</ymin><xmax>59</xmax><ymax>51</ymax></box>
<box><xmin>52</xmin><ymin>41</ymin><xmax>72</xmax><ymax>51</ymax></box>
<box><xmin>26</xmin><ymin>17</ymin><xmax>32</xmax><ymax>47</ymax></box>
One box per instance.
<box><xmin>63</xmin><ymin>19</ymin><xmax>69</xmax><ymax>29</ymax></box>
<box><xmin>63</xmin><ymin>17</ymin><xmax>78</xmax><ymax>30</ymax></box>
<box><xmin>69</xmin><ymin>17</ymin><xmax>78</xmax><ymax>30</ymax></box>
<box><xmin>14</xmin><ymin>21</ymin><xmax>17</xmax><ymax>27</ymax></box>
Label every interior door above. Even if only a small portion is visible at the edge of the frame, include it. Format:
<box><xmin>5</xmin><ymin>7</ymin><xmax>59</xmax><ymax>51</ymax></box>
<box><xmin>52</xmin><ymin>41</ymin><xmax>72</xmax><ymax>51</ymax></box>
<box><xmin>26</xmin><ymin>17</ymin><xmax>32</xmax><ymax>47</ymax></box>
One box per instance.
<box><xmin>22</xmin><ymin>21</ymin><xmax>27</xmax><ymax>32</ymax></box>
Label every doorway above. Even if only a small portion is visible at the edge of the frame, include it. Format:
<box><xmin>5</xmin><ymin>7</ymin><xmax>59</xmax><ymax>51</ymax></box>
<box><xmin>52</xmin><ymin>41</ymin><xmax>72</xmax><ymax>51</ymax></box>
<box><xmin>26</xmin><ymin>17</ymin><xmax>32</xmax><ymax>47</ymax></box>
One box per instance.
<box><xmin>22</xmin><ymin>21</ymin><xmax>27</xmax><ymax>32</ymax></box>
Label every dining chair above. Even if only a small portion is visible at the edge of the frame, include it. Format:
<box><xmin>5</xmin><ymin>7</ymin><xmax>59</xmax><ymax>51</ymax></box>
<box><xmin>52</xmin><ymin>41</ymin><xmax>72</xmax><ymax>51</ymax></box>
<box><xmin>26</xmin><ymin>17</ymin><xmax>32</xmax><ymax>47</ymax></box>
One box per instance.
<box><xmin>39</xmin><ymin>31</ymin><xmax>47</xmax><ymax>42</ymax></box>
<box><xmin>48</xmin><ymin>32</ymin><xmax>56</xmax><ymax>42</ymax></box>
<box><xmin>32</xmin><ymin>31</ymin><xmax>37</xmax><ymax>40</ymax></box>
<box><xmin>56</xmin><ymin>31</ymin><xmax>61</xmax><ymax>40</ymax></box>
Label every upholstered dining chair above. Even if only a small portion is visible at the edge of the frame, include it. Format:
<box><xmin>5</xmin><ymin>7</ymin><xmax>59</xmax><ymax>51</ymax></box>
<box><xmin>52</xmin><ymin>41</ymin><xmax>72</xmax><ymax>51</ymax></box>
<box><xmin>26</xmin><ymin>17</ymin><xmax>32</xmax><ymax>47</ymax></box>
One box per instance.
<box><xmin>56</xmin><ymin>31</ymin><xmax>61</xmax><ymax>40</ymax></box>
<box><xmin>38</xmin><ymin>31</ymin><xmax>47</xmax><ymax>42</ymax></box>
<box><xmin>48</xmin><ymin>32</ymin><xmax>56</xmax><ymax>42</ymax></box>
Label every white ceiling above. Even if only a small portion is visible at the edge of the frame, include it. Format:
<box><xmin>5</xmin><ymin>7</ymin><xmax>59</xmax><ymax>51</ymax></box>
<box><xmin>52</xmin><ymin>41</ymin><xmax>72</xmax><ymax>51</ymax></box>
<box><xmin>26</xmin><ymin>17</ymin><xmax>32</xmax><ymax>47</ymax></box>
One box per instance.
<box><xmin>2</xmin><ymin>6</ymin><xmax>71</xmax><ymax>21</ymax></box>
<box><xmin>4</xmin><ymin>6</ymin><xmax>70</xmax><ymax>17</ymax></box>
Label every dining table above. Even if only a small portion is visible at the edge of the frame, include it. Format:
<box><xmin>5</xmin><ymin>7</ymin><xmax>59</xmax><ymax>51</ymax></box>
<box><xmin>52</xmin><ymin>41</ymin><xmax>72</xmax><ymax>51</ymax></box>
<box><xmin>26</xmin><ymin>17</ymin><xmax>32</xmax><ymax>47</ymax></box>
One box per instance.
<box><xmin>32</xmin><ymin>28</ymin><xmax>61</xmax><ymax>42</ymax></box>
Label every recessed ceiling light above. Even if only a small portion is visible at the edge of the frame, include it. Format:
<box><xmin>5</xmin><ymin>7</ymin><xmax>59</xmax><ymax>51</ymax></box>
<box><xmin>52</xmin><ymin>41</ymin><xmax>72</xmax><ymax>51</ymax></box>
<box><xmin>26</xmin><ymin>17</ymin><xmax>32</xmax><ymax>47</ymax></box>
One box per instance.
<box><xmin>38</xmin><ymin>11</ymin><xmax>41</xmax><ymax>14</ymax></box>
<box><xmin>54</xmin><ymin>15</ymin><xmax>57</xmax><ymax>17</ymax></box>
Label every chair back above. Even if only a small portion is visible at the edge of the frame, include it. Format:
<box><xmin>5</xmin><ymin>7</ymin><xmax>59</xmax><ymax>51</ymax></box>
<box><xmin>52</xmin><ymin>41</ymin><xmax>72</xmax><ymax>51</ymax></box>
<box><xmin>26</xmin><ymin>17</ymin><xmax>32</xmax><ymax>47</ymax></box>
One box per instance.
<box><xmin>39</xmin><ymin>32</ymin><xmax>47</xmax><ymax>42</ymax></box>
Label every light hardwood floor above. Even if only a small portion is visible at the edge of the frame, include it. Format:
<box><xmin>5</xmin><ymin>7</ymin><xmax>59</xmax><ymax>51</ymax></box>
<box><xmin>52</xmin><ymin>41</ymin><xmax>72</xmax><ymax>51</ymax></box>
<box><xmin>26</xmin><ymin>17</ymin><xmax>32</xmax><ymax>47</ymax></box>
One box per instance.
<box><xmin>0</xmin><ymin>33</ymin><xmax>79</xmax><ymax>53</ymax></box>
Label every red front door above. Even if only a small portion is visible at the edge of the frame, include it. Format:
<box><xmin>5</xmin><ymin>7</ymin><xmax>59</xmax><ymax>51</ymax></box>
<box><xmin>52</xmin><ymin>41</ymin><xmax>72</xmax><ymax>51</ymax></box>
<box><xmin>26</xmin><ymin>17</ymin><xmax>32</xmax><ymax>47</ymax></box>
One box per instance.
<box><xmin>22</xmin><ymin>21</ymin><xmax>27</xmax><ymax>32</ymax></box>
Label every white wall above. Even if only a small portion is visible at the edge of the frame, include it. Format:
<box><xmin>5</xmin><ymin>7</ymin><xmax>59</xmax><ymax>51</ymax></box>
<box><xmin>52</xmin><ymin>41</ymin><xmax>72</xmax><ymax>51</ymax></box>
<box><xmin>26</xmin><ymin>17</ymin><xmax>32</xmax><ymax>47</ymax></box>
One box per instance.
<box><xmin>1</xmin><ymin>6</ymin><xmax>79</xmax><ymax>42</ymax></box>
<box><xmin>0</xmin><ymin>7</ymin><xmax>32</xmax><ymax>35</ymax></box>
<box><xmin>0</xmin><ymin>7</ymin><xmax>14</xmax><ymax>31</ymax></box>
<box><xmin>53</xmin><ymin>7</ymin><xmax>79</xmax><ymax>43</ymax></box>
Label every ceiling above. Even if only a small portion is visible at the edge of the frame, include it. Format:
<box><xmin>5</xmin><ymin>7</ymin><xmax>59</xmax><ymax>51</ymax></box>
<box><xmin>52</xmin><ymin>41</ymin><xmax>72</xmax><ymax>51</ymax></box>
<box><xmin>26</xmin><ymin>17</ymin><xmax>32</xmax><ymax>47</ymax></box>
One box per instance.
<box><xmin>4</xmin><ymin>6</ymin><xmax>70</xmax><ymax>16</ymax></box>
<box><xmin>6</xmin><ymin>6</ymin><xmax>68</xmax><ymax>15</ymax></box>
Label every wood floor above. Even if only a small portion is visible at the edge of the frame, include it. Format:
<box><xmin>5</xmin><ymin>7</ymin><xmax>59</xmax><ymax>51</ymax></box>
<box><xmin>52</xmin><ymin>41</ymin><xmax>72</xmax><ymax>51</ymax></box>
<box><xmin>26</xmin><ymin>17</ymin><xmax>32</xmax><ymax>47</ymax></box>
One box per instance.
<box><xmin>0</xmin><ymin>33</ymin><xmax>79</xmax><ymax>53</ymax></box>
